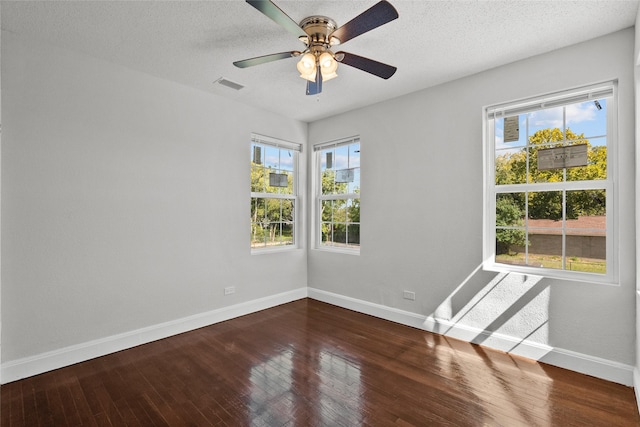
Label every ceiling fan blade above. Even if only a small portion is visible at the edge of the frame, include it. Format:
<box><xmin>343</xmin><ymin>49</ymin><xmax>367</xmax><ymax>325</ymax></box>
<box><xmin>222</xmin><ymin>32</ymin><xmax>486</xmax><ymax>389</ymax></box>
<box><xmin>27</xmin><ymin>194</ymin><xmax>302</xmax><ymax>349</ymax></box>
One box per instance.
<box><xmin>330</xmin><ymin>1</ymin><xmax>398</xmax><ymax>45</ymax></box>
<box><xmin>246</xmin><ymin>0</ymin><xmax>307</xmax><ymax>39</ymax></box>
<box><xmin>336</xmin><ymin>51</ymin><xmax>397</xmax><ymax>79</ymax></box>
<box><xmin>306</xmin><ymin>68</ymin><xmax>323</xmax><ymax>95</ymax></box>
<box><xmin>233</xmin><ymin>51</ymin><xmax>300</xmax><ymax>68</ymax></box>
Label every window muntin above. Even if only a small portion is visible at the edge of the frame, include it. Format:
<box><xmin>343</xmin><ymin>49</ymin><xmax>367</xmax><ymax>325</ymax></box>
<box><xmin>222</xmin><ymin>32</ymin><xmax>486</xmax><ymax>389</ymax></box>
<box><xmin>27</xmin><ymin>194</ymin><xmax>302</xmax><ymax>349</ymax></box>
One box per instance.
<box><xmin>485</xmin><ymin>82</ymin><xmax>616</xmax><ymax>283</ymax></box>
<box><xmin>315</xmin><ymin>137</ymin><xmax>361</xmax><ymax>252</ymax></box>
<box><xmin>251</xmin><ymin>135</ymin><xmax>300</xmax><ymax>251</ymax></box>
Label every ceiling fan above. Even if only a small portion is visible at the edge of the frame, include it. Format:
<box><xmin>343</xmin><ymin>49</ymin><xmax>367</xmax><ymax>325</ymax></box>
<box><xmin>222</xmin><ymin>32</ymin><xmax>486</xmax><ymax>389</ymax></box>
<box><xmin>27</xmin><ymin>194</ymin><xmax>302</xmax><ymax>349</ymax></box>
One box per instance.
<box><xmin>233</xmin><ymin>0</ymin><xmax>399</xmax><ymax>96</ymax></box>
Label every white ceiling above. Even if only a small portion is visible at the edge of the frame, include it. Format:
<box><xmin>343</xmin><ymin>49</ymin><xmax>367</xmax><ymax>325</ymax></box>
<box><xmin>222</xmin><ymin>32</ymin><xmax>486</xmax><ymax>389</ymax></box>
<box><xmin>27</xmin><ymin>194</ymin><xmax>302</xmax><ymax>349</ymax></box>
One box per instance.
<box><xmin>2</xmin><ymin>0</ymin><xmax>638</xmax><ymax>122</ymax></box>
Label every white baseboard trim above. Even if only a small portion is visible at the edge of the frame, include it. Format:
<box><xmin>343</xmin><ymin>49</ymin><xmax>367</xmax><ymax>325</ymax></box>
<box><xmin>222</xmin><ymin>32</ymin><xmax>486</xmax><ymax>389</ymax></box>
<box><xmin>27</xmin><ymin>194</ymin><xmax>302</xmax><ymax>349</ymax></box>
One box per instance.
<box><xmin>308</xmin><ymin>287</ymin><xmax>634</xmax><ymax>386</ymax></box>
<box><xmin>634</xmin><ymin>368</ymin><xmax>640</xmax><ymax>414</ymax></box>
<box><xmin>1</xmin><ymin>287</ymin><xmax>308</xmax><ymax>384</ymax></box>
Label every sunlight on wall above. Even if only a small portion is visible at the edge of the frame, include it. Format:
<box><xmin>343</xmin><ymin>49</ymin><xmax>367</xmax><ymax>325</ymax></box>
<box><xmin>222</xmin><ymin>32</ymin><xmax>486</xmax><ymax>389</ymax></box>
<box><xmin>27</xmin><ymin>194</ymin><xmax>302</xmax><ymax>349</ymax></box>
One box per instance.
<box><xmin>431</xmin><ymin>266</ymin><xmax>549</xmax><ymax>348</ymax></box>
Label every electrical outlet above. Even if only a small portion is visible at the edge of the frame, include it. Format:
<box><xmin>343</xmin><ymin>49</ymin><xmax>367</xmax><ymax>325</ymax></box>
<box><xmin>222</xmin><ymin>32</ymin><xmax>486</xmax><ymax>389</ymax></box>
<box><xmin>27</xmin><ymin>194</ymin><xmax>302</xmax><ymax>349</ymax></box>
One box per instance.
<box><xmin>403</xmin><ymin>290</ymin><xmax>416</xmax><ymax>301</ymax></box>
<box><xmin>224</xmin><ymin>286</ymin><xmax>235</xmax><ymax>295</ymax></box>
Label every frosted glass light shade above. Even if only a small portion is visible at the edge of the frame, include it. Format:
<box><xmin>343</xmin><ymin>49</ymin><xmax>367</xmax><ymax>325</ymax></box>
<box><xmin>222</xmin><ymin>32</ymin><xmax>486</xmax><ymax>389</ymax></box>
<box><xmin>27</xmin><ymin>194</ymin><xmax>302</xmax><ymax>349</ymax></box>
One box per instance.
<box><xmin>297</xmin><ymin>53</ymin><xmax>317</xmax><ymax>82</ymax></box>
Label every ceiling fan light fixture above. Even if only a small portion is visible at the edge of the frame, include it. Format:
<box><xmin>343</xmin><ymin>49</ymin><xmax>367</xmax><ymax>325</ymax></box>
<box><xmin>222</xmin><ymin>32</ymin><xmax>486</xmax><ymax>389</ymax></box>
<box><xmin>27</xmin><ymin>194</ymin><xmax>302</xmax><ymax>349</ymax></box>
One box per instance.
<box><xmin>321</xmin><ymin>70</ymin><xmax>338</xmax><ymax>81</ymax></box>
<box><xmin>319</xmin><ymin>51</ymin><xmax>338</xmax><ymax>81</ymax></box>
<box><xmin>297</xmin><ymin>52</ymin><xmax>317</xmax><ymax>81</ymax></box>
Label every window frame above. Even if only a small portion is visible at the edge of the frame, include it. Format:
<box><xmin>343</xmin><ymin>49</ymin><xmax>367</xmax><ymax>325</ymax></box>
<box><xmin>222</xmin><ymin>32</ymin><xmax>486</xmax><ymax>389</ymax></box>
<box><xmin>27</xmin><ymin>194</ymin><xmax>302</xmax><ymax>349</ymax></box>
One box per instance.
<box><xmin>483</xmin><ymin>81</ymin><xmax>618</xmax><ymax>284</ymax></box>
<box><xmin>250</xmin><ymin>134</ymin><xmax>301</xmax><ymax>254</ymax></box>
<box><xmin>313</xmin><ymin>136</ymin><xmax>361</xmax><ymax>255</ymax></box>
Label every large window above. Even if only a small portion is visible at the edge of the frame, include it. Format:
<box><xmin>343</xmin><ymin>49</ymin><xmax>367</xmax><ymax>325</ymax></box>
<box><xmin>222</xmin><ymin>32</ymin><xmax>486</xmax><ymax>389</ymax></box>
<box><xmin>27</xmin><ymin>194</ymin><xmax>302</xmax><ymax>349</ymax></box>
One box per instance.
<box><xmin>484</xmin><ymin>82</ymin><xmax>617</xmax><ymax>283</ymax></box>
<box><xmin>314</xmin><ymin>137</ymin><xmax>361</xmax><ymax>252</ymax></box>
<box><xmin>251</xmin><ymin>135</ymin><xmax>300</xmax><ymax>251</ymax></box>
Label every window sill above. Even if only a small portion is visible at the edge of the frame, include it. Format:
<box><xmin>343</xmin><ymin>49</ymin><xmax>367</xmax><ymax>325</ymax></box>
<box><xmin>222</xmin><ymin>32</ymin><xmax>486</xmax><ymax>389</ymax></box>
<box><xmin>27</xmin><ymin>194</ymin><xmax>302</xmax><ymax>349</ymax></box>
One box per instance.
<box><xmin>482</xmin><ymin>260</ymin><xmax>618</xmax><ymax>286</ymax></box>
<box><xmin>251</xmin><ymin>246</ymin><xmax>301</xmax><ymax>255</ymax></box>
<box><xmin>313</xmin><ymin>246</ymin><xmax>360</xmax><ymax>256</ymax></box>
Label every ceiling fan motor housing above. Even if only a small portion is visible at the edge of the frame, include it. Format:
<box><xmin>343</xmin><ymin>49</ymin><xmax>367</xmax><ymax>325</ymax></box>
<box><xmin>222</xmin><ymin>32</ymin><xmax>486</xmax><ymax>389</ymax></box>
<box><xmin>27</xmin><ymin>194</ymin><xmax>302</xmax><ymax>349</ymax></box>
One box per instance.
<box><xmin>299</xmin><ymin>16</ymin><xmax>340</xmax><ymax>53</ymax></box>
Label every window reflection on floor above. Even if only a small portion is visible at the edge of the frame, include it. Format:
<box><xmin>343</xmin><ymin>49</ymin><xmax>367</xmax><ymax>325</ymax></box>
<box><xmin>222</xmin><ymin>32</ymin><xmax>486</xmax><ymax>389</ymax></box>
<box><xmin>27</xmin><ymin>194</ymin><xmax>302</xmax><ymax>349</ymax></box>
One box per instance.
<box><xmin>249</xmin><ymin>346</ymin><xmax>362</xmax><ymax>425</ymax></box>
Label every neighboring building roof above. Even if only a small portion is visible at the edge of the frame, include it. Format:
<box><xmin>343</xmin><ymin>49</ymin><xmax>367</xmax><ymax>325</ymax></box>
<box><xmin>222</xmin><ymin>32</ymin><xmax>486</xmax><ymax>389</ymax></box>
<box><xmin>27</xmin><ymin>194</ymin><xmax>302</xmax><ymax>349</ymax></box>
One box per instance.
<box><xmin>526</xmin><ymin>216</ymin><xmax>606</xmax><ymax>236</ymax></box>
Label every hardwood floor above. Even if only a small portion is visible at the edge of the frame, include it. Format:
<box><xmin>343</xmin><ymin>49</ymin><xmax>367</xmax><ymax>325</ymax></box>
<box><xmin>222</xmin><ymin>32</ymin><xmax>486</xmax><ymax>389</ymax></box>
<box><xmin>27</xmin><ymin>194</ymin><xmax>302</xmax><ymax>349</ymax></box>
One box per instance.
<box><xmin>2</xmin><ymin>298</ymin><xmax>639</xmax><ymax>426</ymax></box>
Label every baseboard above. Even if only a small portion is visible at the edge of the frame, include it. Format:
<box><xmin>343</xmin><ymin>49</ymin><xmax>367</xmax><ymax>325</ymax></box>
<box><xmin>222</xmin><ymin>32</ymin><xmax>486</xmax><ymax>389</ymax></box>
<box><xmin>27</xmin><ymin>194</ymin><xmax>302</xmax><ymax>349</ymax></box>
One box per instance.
<box><xmin>635</xmin><ymin>367</ymin><xmax>640</xmax><ymax>413</ymax></box>
<box><xmin>1</xmin><ymin>287</ymin><xmax>308</xmax><ymax>384</ymax></box>
<box><xmin>308</xmin><ymin>287</ymin><xmax>634</xmax><ymax>386</ymax></box>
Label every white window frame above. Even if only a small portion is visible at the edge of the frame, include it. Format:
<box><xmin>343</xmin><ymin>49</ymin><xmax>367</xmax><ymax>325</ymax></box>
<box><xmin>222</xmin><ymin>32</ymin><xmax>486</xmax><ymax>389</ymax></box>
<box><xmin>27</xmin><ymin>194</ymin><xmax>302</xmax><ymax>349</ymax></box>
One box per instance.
<box><xmin>483</xmin><ymin>81</ymin><xmax>618</xmax><ymax>284</ymax></box>
<box><xmin>250</xmin><ymin>134</ymin><xmax>301</xmax><ymax>254</ymax></box>
<box><xmin>313</xmin><ymin>136</ymin><xmax>361</xmax><ymax>255</ymax></box>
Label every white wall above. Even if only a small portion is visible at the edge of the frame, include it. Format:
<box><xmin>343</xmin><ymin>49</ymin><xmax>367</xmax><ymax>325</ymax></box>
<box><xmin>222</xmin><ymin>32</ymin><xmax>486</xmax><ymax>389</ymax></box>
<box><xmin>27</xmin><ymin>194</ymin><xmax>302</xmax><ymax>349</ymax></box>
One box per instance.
<box><xmin>1</xmin><ymin>25</ymin><xmax>637</xmax><ymax>386</ymax></box>
<box><xmin>309</xmin><ymin>29</ymin><xmax>636</xmax><ymax>373</ymax></box>
<box><xmin>1</xmin><ymin>31</ymin><xmax>307</xmax><ymax>365</ymax></box>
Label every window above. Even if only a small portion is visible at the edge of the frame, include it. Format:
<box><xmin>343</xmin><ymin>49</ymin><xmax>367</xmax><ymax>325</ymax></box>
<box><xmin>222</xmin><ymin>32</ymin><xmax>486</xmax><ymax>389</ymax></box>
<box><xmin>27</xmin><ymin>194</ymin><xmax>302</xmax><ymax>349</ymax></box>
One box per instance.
<box><xmin>314</xmin><ymin>137</ymin><xmax>361</xmax><ymax>252</ymax></box>
<box><xmin>251</xmin><ymin>134</ymin><xmax>300</xmax><ymax>251</ymax></box>
<box><xmin>484</xmin><ymin>82</ymin><xmax>617</xmax><ymax>283</ymax></box>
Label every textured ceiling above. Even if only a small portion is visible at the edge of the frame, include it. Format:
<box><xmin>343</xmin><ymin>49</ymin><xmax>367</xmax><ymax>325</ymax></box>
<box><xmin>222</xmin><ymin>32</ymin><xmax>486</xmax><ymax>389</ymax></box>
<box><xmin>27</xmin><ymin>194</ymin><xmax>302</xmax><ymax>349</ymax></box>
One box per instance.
<box><xmin>2</xmin><ymin>0</ymin><xmax>638</xmax><ymax>122</ymax></box>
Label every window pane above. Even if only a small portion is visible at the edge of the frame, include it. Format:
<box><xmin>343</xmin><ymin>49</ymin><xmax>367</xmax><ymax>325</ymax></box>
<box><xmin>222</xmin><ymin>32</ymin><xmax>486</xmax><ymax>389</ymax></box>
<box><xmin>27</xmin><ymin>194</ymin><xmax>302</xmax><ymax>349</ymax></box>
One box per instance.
<box><xmin>251</xmin><ymin>197</ymin><xmax>266</xmax><ymax>223</ymax></box>
<box><xmin>251</xmin><ymin>229</ymin><xmax>266</xmax><ymax>248</ymax></box>
<box><xmin>566</xmin><ymin>232</ymin><xmax>606</xmax><ymax>273</ymax></box>
<box><xmin>496</xmin><ymin>193</ymin><xmax>525</xmax><ymax>227</ymax></box>
<box><xmin>348</xmin><ymin>168</ymin><xmax>361</xmax><ymax>194</ymax></box>
<box><xmin>321</xmin><ymin>200</ymin><xmax>333</xmax><ymax>222</ymax></box>
<box><xmin>495</xmin><ymin>193</ymin><xmax>526</xmax><ymax>256</ymax></box>
<box><xmin>251</xmin><ymin>165</ymin><xmax>266</xmax><ymax>192</ymax></box>
<box><xmin>347</xmin><ymin>224</ymin><xmax>360</xmax><ymax>246</ymax></box>
<box><xmin>349</xmin><ymin>143</ymin><xmax>361</xmax><ymax>167</ymax></box>
<box><xmin>566</xmin><ymin>190</ymin><xmax>606</xmax><ymax>273</ymax></box>
<box><xmin>528</xmin><ymin>191</ymin><xmax>563</xmax><ymax>221</ymax></box>
<box><xmin>334</xmin><ymin>170</ymin><xmax>351</xmax><ymax>195</ymax></box>
<box><xmin>321</xmin><ymin>223</ymin><xmax>333</xmax><ymax>245</ymax></box>
<box><xmin>266</xmin><ymin>199</ymin><xmax>282</xmax><ymax>222</ymax></box>
<box><xmin>567</xmin><ymin>99</ymin><xmax>607</xmax><ymax>138</ymax></box>
<box><xmin>495</xmin><ymin>149</ymin><xmax>527</xmax><ymax>185</ymax></box>
<box><xmin>332</xmin><ymin>200</ymin><xmax>347</xmax><ymax>222</ymax></box>
<box><xmin>251</xmin><ymin>197</ymin><xmax>267</xmax><ymax>248</ymax></box>
<box><xmin>333</xmin><ymin>224</ymin><xmax>347</xmax><ymax>244</ymax></box>
<box><xmin>527</xmin><ymin>229</ymin><xmax>563</xmax><ymax>270</ymax></box>
<box><xmin>566</xmin><ymin>189</ymin><xmax>605</xmax><ymax>219</ymax></box>
<box><xmin>528</xmin><ymin>144</ymin><xmax>565</xmax><ymax>184</ymax></box>
<box><xmin>494</xmin><ymin>239</ymin><xmax>527</xmax><ymax>267</ymax></box>
<box><xmin>281</xmin><ymin>199</ymin><xmax>294</xmax><ymax>222</ymax></box>
<box><xmin>348</xmin><ymin>199</ymin><xmax>360</xmax><ymax>223</ymax></box>
<box><xmin>527</xmin><ymin>106</ymin><xmax>563</xmax><ymax>136</ymax></box>
<box><xmin>334</xmin><ymin>145</ymin><xmax>349</xmax><ymax>170</ymax></box>
<box><xmin>264</xmin><ymin>145</ymin><xmax>280</xmax><ymax>169</ymax></box>
<box><xmin>279</xmin><ymin>223</ymin><xmax>294</xmax><ymax>245</ymax></box>
<box><xmin>566</xmin><ymin>143</ymin><xmax>607</xmax><ymax>182</ymax></box>
<box><xmin>280</xmin><ymin>150</ymin><xmax>295</xmax><ymax>172</ymax></box>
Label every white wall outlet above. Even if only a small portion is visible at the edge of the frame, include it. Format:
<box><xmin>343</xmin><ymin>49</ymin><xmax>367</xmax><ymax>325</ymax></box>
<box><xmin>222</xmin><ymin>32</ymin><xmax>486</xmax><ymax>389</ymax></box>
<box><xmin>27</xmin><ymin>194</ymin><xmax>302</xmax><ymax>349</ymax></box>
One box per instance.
<box><xmin>403</xmin><ymin>290</ymin><xmax>416</xmax><ymax>301</ymax></box>
<box><xmin>224</xmin><ymin>286</ymin><xmax>235</xmax><ymax>295</ymax></box>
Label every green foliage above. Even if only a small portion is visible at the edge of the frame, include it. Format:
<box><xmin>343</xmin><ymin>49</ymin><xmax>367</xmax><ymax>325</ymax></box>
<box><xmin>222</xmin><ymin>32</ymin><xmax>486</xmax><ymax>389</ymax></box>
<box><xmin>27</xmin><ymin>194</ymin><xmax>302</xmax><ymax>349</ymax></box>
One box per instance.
<box><xmin>495</xmin><ymin>128</ymin><xmax>606</xmax><ymax>220</ymax></box>
<box><xmin>495</xmin><ymin>196</ymin><xmax>526</xmax><ymax>254</ymax></box>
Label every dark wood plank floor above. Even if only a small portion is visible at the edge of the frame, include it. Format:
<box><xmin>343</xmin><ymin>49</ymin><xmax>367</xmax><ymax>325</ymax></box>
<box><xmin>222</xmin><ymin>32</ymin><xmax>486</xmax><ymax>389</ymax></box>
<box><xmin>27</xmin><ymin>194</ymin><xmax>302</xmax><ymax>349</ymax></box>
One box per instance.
<box><xmin>2</xmin><ymin>298</ymin><xmax>639</xmax><ymax>426</ymax></box>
